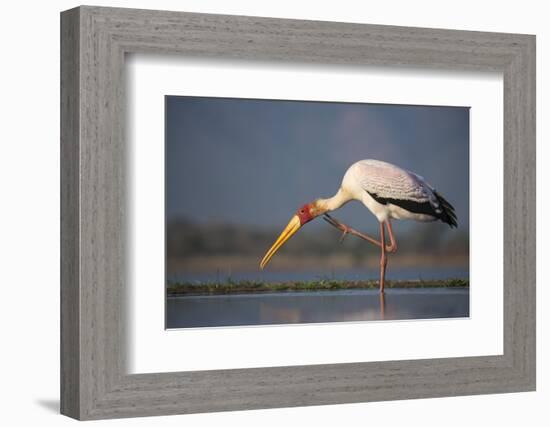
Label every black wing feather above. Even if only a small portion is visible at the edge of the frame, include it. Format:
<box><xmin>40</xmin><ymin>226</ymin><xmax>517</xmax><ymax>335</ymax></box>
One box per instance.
<box><xmin>367</xmin><ymin>190</ymin><xmax>458</xmax><ymax>228</ymax></box>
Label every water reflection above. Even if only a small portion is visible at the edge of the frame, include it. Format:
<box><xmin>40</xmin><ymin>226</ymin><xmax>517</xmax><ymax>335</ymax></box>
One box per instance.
<box><xmin>166</xmin><ymin>288</ymin><xmax>469</xmax><ymax>329</ymax></box>
<box><xmin>380</xmin><ymin>292</ymin><xmax>386</xmax><ymax>320</ymax></box>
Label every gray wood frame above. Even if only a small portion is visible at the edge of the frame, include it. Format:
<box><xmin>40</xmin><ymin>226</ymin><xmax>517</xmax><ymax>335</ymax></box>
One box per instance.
<box><xmin>60</xmin><ymin>5</ymin><xmax>536</xmax><ymax>420</ymax></box>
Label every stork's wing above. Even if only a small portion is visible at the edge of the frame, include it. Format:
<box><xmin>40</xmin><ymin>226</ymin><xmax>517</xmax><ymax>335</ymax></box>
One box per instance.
<box><xmin>355</xmin><ymin>160</ymin><xmax>457</xmax><ymax>227</ymax></box>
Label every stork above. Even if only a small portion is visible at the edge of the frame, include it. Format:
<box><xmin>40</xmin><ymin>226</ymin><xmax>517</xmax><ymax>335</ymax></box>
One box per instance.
<box><xmin>259</xmin><ymin>159</ymin><xmax>457</xmax><ymax>293</ymax></box>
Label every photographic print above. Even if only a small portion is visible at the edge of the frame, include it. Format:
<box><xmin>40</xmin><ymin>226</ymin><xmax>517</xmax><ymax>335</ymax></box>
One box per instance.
<box><xmin>165</xmin><ymin>96</ymin><xmax>469</xmax><ymax>329</ymax></box>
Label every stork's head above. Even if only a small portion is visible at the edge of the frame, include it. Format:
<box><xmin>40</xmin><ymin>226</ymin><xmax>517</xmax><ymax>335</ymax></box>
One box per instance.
<box><xmin>296</xmin><ymin>203</ymin><xmax>316</xmax><ymax>226</ymax></box>
<box><xmin>260</xmin><ymin>201</ymin><xmax>322</xmax><ymax>269</ymax></box>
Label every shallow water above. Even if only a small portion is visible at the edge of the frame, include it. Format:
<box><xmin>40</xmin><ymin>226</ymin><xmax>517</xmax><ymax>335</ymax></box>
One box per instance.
<box><xmin>166</xmin><ymin>288</ymin><xmax>469</xmax><ymax>329</ymax></box>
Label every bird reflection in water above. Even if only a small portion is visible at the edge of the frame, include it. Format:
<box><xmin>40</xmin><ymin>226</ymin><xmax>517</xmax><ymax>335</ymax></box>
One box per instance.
<box><xmin>259</xmin><ymin>290</ymin><xmax>389</xmax><ymax>324</ymax></box>
<box><xmin>379</xmin><ymin>291</ymin><xmax>386</xmax><ymax>320</ymax></box>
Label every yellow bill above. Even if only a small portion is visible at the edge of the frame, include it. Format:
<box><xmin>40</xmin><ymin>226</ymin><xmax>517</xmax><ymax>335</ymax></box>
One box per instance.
<box><xmin>260</xmin><ymin>215</ymin><xmax>302</xmax><ymax>269</ymax></box>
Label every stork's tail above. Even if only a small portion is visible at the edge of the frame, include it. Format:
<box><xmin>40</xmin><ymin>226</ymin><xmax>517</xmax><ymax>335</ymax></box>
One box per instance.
<box><xmin>434</xmin><ymin>191</ymin><xmax>457</xmax><ymax>228</ymax></box>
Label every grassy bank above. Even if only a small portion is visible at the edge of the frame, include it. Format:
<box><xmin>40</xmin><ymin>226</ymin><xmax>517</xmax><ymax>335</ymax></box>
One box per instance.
<box><xmin>166</xmin><ymin>278</ymin><xmax>468</xmax><ymax>296</ymax></box>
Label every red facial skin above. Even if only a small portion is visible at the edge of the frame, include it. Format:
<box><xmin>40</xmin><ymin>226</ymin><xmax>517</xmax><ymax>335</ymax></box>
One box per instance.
<box><xmin>296</xmin><ymin>203</ymin><xmax>315</xmax><ymax>226</ymax></box>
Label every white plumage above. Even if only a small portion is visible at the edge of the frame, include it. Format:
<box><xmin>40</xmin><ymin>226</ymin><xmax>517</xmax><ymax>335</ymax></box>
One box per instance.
<box><xmin>339</xmin><ymin>159</ymin><xmax>456</xmax><ymax>226</ymax></box>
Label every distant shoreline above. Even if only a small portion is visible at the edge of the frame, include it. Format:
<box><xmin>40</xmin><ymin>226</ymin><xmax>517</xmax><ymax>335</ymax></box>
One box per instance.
<box><xmin>167</xmin><ymin>254</ymin><xmax>469</xmax><ymax>274</ymax></box>
<box><xmin>166</xmin><ymin>279</ymin><xmax>468</xmax><ymax>296</ymax></box>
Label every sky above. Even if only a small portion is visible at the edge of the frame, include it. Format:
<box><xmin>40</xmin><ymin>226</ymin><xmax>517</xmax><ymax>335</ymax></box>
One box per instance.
<box><xmin>166</xmin><ymin>96</ymin><xmax>469</xmax><ymax>234</ymax></box>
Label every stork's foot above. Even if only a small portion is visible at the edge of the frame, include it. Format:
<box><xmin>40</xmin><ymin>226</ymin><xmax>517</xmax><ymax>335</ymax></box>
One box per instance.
<box><xmin>338</xmin><ymin>225</ymin><xmax>352</xmax><ymax>243</ymax></box>
<box><xmin>323</xmin><ymin>214</ymin><xmax>349</xmax><ymax>242</ymax></box>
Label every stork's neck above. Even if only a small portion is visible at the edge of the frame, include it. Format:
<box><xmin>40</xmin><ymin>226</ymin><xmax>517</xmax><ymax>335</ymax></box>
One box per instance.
<box><xmin>314</xmin><ymin>188</ymin><xmax>351</xmax><ymax>215</ymax></box>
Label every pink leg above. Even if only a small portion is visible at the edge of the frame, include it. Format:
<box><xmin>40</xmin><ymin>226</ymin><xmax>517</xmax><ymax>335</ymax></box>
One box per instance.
<box><xmin>379</xmin><ymin>222</ymin><xmax>387</xmax><ymax>293</ymax></box>
<box><xmin>324</xmin><ymin>214</ymin><xmax>389</xmax><ymax>249</ymax></box>
<box><xmin>385</xmin><ymin>220</ymin><xmax>398</xmax><ymax>253</ymax></box>
<box><xmin>322</xmin><ymin>215</ymin><xmax>397</xmax><ymax>293</ymax></box>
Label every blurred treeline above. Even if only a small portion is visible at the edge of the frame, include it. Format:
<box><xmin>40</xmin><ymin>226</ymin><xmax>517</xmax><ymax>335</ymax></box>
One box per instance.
<box><xmin>167</xmin><ymin>217</ymin><xmax>469</xmax><ymax>259</ymax></box>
